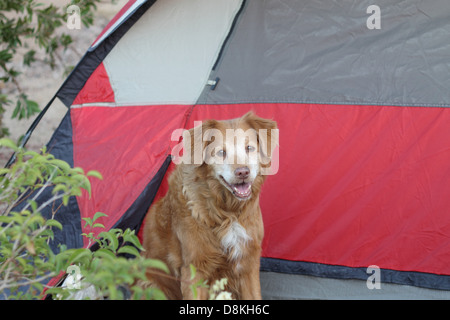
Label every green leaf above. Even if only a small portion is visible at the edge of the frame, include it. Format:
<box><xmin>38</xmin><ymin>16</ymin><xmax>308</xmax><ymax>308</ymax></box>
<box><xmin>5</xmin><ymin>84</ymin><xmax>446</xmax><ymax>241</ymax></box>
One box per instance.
<box><xmin>81</xmin><ymin>179</ymin><xmax>92</xmax><ymax>197</ymax></box>
<box><xmin>0</xmin><ymin>49</ymin><xmax>13</xmax><ymax>63</ymax></box>
<box><xmin>190</xmin><ymin>264</ymin><xmax>196</xmax><ymax>280</ymax></box>
<box><xmin>98</xmin><ymin>231</ymin><xmax>119</xmax><ymax>252</ymax></box>
<box><xmin>146</xmin><ymin>288</ymin><xmax>166</xmax><ymax>300</ymax></box>
<box><xmin>26</xmin><ymin>99</ymin><xmax>40</xmax><ymax>116</ymax></box>
<box><xmin>117</xmin><ymin>245</ymin><xmax>140</xmax><ymax>258</ymax></box>
<box><xmin>55</xmin><ymin>251</ymin><xmax>72</xmax><ymax>272</ymax></box>
<box><xmin>82</xmin><ymin>217</ymin><xmax>93</xmax><ymax>228</ymax></box>
<box><xmin>0</xmin><ymin>216</ymin><xmax>12</xmax><ymax>224</ymax></box>
<box><xmin>26</xmin><ymin>214</ymin><xmax>45</xmax><ymax>228</ymax></box>
<box><xmin>191</xmin><ymin>284</ymin><xmax>198</xmax><ymax>300</ymax></box>
<box><xmin>93</xmin><ymin>212</ymin><xmax>108</xmax><ymax>222</ymax></box>
<box><xmin>93</xmin><ymin>248</ymin><xmax>116</xmax><ymax>261</ymax></box>
<box><xmin>23</xmin><ymin>49</ymin><xmax>36</xmax><ymax>66</ymax></box>
<box><xmin>87</xmin><ymin>170</ymin><xmax>103</xmax><ymax>180</ymax></box>
<box><xmin>0</xmin><ymin>138</ymin><xmax>19</xmax><ymax>151</ymax></box>
<box><xmin>62</xmin><ymin>195</ymin><xmax>69</xmax><ymax>206</ymax></box>
<box><xmin>45</xmin><ymin>219</ymin><xmax>63</xmax><ymax>230</ymax></box>
<box><xmin>52</xmin><ymin>184</ymin><xmax>68</xmax><ymax>195</ymax></box>
<box><xmin>143</xmin><ymin>259</ymin><xmax>169</xmax><ymax>274</ymax></box>
<box><xmin>108</xmin><ymin>284</ymin><xmax>119</xmax><ymax>300</ymax></box>
<box><xmin>68</xmin><ymin>248</ymin><xmax>92</xmax><ymax>265</ymax></box>
<box><xmin>123</xmin><ymin>234</ymin><xmax>144</xmax><ymax>251</ymax></box>
<box><xmin>49</xmin><ymin>159</ymin><xmax>71</xmax><ymax>172</ymax></box>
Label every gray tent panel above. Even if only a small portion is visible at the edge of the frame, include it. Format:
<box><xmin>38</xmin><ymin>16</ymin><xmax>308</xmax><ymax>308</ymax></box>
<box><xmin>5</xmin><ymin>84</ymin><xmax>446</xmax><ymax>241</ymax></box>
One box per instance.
<box><xmin>202</xmin><ymin>0</ymin><xmax>450</xmax><ymax>107</ymax></box>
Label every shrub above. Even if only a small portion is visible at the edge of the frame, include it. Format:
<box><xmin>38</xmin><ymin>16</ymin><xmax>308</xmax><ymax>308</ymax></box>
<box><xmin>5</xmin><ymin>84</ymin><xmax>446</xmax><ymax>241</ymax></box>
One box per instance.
<box><xmin>0</xmin><ymin>138</ymin><xmax>167</xmax><ymax>300</ymax></box>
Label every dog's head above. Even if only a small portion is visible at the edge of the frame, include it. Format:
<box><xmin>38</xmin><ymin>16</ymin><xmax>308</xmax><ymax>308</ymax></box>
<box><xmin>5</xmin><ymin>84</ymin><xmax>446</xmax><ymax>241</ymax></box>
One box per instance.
<box><xmin>180</xmin><ymin>112</ymin><xmax>278</xmax><ymax>202</ymax></box>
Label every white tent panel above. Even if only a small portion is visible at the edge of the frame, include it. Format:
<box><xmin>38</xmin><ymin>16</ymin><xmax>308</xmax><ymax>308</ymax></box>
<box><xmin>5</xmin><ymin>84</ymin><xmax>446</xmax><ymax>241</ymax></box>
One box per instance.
<box><xmin>103</xmin><ymin>0</ymin><xmax>243</xmax><ymax>106</ymax></box>
<box><xmin>90</xmin><ymin>0</ymin><xmax>148</xmax><ymax>50</ymax></box>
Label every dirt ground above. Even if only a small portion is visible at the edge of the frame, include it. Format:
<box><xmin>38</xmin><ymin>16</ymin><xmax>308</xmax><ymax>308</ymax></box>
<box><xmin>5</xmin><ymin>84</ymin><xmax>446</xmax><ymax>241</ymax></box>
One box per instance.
<box><xmin>0</xmin><ymin>0</ymin><xmax>127</xmax><ymax>167</ymax></box>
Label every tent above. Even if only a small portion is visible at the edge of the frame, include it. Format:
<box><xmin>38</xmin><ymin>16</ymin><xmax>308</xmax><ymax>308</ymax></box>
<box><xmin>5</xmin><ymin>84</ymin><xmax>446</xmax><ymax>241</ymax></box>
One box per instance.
<box><xmin>14</xmin><ymin>0</ymin><xmax>450</xmax><ymax>299</ymax></box>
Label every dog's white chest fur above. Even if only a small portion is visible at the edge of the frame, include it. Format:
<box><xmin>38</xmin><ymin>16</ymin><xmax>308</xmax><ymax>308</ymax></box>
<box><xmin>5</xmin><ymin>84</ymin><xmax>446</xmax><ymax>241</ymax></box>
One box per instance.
<box><xmin>221</xmin><ymin>221</ymin><xmax>252</xmax><ymax>261</ymax></box>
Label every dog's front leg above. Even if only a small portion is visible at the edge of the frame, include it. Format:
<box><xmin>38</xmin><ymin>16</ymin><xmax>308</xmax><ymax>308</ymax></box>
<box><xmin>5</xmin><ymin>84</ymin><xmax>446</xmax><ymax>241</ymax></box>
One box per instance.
<box><xmin>180</xmin><ymin>266</ymin><xmax>209</xmax><ymax>300</ymax></box>
<box><xmin>238</xmin><ymin>251</ymin><xmax>262</xmax><ymax>300</ymax></box>
<box><xmin>239</xmin><ymin>270</ymin><xmax>262</xmax><ymax>300</ymax></box>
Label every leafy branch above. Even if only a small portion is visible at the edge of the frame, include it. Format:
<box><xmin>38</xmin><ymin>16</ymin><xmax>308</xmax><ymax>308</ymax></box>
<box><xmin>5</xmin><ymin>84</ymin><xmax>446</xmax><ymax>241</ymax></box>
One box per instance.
<box><xmin>0</xmin><ymin>138</ymin><xmax>168</xmax><ymax>300</ymax></box>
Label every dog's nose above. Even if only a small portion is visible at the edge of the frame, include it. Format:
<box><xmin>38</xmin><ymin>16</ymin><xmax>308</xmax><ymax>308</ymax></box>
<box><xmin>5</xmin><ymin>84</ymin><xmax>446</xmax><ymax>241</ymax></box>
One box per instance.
<box><xmin>235</xmin><ymin>167</ymin><xmax>250</xmax><ymax>179</ymax></box>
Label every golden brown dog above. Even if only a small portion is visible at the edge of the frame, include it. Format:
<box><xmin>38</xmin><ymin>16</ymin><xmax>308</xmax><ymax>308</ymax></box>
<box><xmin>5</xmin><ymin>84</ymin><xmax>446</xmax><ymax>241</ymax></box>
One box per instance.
<box><xmin>141</xmin><ymin>112</ymin><xmax>278</xmax><ymax>299</ymax></box>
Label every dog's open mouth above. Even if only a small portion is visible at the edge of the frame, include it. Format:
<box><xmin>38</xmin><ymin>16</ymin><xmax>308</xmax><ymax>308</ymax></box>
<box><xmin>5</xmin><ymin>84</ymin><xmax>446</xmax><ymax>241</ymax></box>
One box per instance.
<box><xmin>220</xmin><ymin>176</ymin><xmax>252</xmax><ymax>200</ymax></box>
<box><xmin>232</xmin><ymin>182</ymin><xmax>252</xmax><ymax>199</ymax></box>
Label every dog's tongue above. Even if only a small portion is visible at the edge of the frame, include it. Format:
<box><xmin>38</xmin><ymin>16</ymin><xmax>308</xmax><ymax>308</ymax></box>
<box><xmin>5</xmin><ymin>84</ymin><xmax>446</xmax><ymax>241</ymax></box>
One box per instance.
<box><xmin>232</xmin><ymin>182</ymin><xmax>252</xmax><ymax>198</ymax></box>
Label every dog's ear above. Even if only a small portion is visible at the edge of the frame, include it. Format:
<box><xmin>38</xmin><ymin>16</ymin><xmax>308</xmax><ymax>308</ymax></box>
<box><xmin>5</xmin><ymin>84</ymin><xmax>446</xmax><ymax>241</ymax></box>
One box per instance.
<box><xmin>181</xmin><ymin>120</ymin><xmax>220</xmax><ymax>166</ymax></box>
<box><xmin>243</xmin><ymin>112</ymin><xmax>279</xmax><ymax>164</ymax></box>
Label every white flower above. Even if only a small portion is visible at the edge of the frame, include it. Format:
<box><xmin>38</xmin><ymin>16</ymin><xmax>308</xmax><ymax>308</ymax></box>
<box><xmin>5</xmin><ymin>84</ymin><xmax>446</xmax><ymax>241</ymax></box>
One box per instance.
<box><xmin>215</xmin><ymin>291</ymin><xmax>233</xmax><ymax>300</ymax></box>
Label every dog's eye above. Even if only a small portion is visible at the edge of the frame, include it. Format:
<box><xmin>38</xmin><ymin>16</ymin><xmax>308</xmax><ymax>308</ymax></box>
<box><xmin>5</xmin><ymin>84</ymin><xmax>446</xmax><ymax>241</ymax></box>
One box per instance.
<box><xmin>217</xmin><ymin>149</ymin><xmax>226</xmax><ymax>158</ymax></box>
<box><xmin>246</xmin><ymin>145</ymin><xmax>256</xmax><ymax>153</ymax></box>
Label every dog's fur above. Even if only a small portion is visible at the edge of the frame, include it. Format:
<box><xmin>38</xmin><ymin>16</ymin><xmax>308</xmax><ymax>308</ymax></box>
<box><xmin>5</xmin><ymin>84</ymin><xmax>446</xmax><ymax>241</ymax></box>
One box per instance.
<box><xmin>141</xmin><ymin>112</ymin><xmax>278</xmax><ymax>299</ymax></box>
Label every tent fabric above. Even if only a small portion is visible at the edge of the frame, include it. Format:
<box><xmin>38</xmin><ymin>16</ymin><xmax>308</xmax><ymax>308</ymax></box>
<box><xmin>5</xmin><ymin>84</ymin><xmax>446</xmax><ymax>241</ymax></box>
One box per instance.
<box><xmin>72</xmin><ymin>63</ymin><xmax>115</xmax><ymax>105</ymax></box>
<box><xmin>183</xmin><ymin>103</ymin><xmax>450</xmax><ymax>289</ymax></box>
<box><xmin>17</xmin><ymin>0</ymin><xmax>450</xmax><ymax>296</ymax></box>
<box><xmin>56</xmin><ymin>0</ymin><xmax>156</xmax><ymax>107</ymax></box>
<box><xmin>44</xmin><ymin>112</ymin><xmax>84</xmax><ymax>250</ymax></box>
<box><xmin>64</xmin><ymin>0</ymin><xmax>246</xmax><ymax>244</ymax></box>
<box><xmin>261</xmin><ymin>259</ymin><xmax>450</xmax><ymax>292</ymax></box>
<box><xmin>71</xmin><ymin>104</ymin><xmax>190</xmax><ymax>247</ymax></box>
<box><xmin>101</xmin><ymin>0</ymin><xmax>244</xmax><ymax>106</ymax></box>
<box><xmin>260</xmin><ymin>271</ymin><xmax>450</xmax><ymax>300</ymax></box>
<box><xmin>195</xmin><ymin>0</ymin><xmax>450</xmax><ymax>290</ymax></box>
<box><xmin>201</xmin><ymin>0</ymin><xmax>450</xmax><ymax>106</ymax></box>
<box><xmin>90</xmin><ymin>0</ymin><xmax>149</xmax><ymax>50</ymax></box>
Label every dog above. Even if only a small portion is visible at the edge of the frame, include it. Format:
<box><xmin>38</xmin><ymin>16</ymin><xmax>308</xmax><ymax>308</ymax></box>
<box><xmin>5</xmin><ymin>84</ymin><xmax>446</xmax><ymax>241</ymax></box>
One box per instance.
<box><xmin>141</xmin><ymin>111</ymin><xmax>278</xmax><ymax>299</ymax></box>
